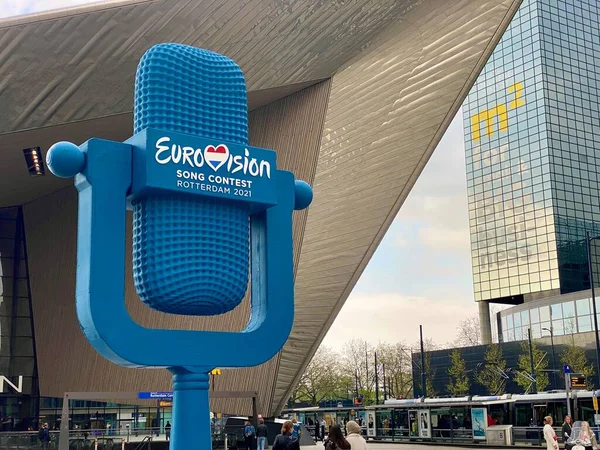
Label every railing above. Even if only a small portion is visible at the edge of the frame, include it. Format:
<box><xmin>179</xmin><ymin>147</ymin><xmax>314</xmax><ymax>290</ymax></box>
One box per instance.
<box><xmin>0</xmin><ymin>428</ymin><xmax>165</xmax><ymax>449</ymax></box>
<box><xmin>368</xmin><ymin>425</ymin><xmax>600</xmax><ymax>446</ymax></box>
<box><xmin>133</xmin><ymin>436</ymin><xmax>152</xmax><ymax>450</ymax></box>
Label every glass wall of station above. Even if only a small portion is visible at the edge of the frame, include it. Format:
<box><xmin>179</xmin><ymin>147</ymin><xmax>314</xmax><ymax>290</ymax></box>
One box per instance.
<box><xmin>39</xmin><ymin>397</ymin><xmax>172</xmax><ymax>434</ymax></box>
<box><xmin>0</xmin><ymin>206</ymin><xmax>39</xmax><ymax>430</ymax></box>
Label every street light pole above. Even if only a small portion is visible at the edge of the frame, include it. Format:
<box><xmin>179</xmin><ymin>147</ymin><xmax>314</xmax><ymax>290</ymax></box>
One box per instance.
<box><xmin>420</xmin><ymin>325</ymin><xmax>427</xmax><ymax>398</ymax></box>
<box><xmin>586</xmin><ymin>231</ymin><xmax>600</xmax><ymax>386</ymax></box>
<box><xmin>528</xmin><ymin>328</ymin><xmax>537</xmax><ymax>394</ymax></box>
<box><xmin>542</xmin><ymin>327</ymin><xmax>558</xmax><ymax>389</ymax></box>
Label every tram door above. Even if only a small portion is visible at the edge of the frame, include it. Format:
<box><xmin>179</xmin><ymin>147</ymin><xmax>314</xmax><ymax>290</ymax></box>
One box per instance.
<box><xmin>533</xmin><ymin>403</ymin><xmax>547</xmax><ymax>426</ymax></box>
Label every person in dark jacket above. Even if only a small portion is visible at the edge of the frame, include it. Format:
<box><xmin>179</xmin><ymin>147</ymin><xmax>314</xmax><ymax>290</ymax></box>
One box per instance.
<box><xmin>257</xmin><ymin>418</ymin><xmax>268</xmax><ymax>450</ymax></box>
<box><xmin>272</xmin><ymin>421</ymin><xmax>299</xmax><ymax>450</ymax></box>
<box><xmin>38</xmin><ymin>423</ymin><xmax>51</xmax><ymax>450</ymax></box>
<box><xmin>324</xmin><ymin>424</ymin><xmax>351</xmax><ymax>450</ymax></box>
<box><xmin>562</xmin><ymin>415</ymin><xmax>572</xmax><ymax>443</ymax></box>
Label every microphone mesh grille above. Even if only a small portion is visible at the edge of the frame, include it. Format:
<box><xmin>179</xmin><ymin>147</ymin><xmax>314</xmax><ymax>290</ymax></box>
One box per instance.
<box><xmin>132</xmin><ymin>43</ymin><xmax>250</xmax><ymax>315</ymax></box>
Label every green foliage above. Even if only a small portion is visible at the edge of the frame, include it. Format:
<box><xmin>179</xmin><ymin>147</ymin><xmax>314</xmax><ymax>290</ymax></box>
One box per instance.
<box><xmin>475</xmin><ymin>344</ymin><xmax>507</xmax><ymax>395</ymax></box>
<box><xmin>377</xmin><ymin>343</ymin><xmax>413</xmax><ymax>399</ymax></box>
<box><xmin>415</xmin><ymin>351</ymin><xmax>437</xmax><ymax>397</ymax></box>
<box><xmin>515</xmin><ymin>339</ymin><xmax>549</xmax><ymax>392</ymax></box>
<box><xmin>561</xmin><ymin>335</ymin><xmax>595</xmax><ymax>389</ymax></box>
<box><xmin>295</xmin><ymin>346</ymin><xmax>342</xmax><ymax>406</ymax></box>
<box><xmin>446</xmin><ymin>349</ymin><xmax>470</xmax><ymax>396</ymax></box>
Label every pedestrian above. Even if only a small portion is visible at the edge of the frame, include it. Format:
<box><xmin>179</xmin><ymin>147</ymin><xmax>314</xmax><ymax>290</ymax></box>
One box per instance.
<box><xmin>272</xmin><ymin>421</ymin><xmax>299</xmax><ymax>450</ymax></box>
<box><xmin>324</xmin><ymin>424</ymin><xmax>351</xmax><ymax>450</ymax></box>
<box><xmin>576</xmin><ymin>421</ymin><xmax>597</xmax><ymax>450</ymax></box>
<box><xmin>292</xmin><ymin>418</ymin><xmax>301</xmax><ymax>440</ymax></box>
<box><xmin>257</xmin><ymin>418</ymin><xmax>268</xmax><ymax>450</ymax></box>
<box><xmin>244</xmin><ymin>420</ymin><xmax>256</xmax><ymax>450</ymax></box>
<box><xmin>561</xmin><ymin>415</ymin><xmax>572</xmax><ymax>444</ymax></box>
<box><xmin>38</xmin><ymin>423</ymin><xmax>50</xmax><ymax>450</ymax></box>
<box><xmin>543</xmin><ymin>416</ymin><xmax>558</xmax><ymax>450</ymax></box>
<box><xmin>165</xmin><ymin>421</ymin><xmax>171</xmax><ymax>441</ymax></box>
<box><xmin>321</xmin><ymin>419</ymin><xmax>326</xmax><ymax>441</ymax></box>
<box><xmin>345</xmin><ymin>421</ymin><xmax>367</xmax><ymax>450</ymax></box>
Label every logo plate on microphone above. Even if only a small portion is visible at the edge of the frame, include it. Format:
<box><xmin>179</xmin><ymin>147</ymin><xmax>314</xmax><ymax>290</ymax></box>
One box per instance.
<box><xmin>128</xmin><ymin>128</ymin><xmax>278</xmax><ymax>206</ymax></box>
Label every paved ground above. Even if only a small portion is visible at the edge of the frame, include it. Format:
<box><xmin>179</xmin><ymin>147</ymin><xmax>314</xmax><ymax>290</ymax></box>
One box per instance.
<box><xmin>304</xmin><ymin>443</ymin><xmax>513</xmax><ymax>450</ymax></box>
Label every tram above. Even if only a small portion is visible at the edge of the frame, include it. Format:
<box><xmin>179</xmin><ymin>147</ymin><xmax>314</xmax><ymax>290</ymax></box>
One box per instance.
<box><xmin>284</xmin><ymin>390</ymin><xmax>600</xmax><ymax>442</ymax></box>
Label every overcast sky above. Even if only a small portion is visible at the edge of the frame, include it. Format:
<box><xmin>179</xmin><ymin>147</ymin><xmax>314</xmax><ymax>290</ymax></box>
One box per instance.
<box><xmin>3</xmin><ymin>2</ymin><xmax>480</xmax><ymax>349</ymax></box>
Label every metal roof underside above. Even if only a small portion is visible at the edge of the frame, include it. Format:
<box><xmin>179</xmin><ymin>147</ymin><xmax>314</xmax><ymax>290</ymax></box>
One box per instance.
<box><xmin>0</xmin><ymin>0</ymin><xmax>523</xmax><ymax>415</ymax></box>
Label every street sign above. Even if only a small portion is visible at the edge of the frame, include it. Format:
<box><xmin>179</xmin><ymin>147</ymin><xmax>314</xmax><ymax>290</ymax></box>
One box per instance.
<box><xmin>564</xmin><ymin>364</ymin><xmax>572</xmax><ymax>374</ymax></box>
<box><xmin>138</xmin><ymin>392</ymin><xmax>173</xmax><ymax>399</ymax></box>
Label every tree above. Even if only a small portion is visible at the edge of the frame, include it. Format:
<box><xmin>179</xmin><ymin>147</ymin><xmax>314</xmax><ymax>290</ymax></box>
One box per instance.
<box><xmin>475</xmin><ymin>344</ymin><xmax>507</xmax><ymax>395</ymax></box>
<box><xmin>340</xmin><ymin>339</ymin><xmax>376</xmax><ymax>404</ymax></box>
<box><xmin>454</xmin><ymin>315</ymin><xmax>481</xmax><ymax>347</ymax></box>
<box><xmin>295</xmin><ymin>346</ymin><xmax>341</xmax><ymax>405</ymax></box>
<box><xmin>561</xmin><ymin>333</ymin><xmax>595</xmax><ymax>389</ymax></box>
<box><xmin>377</xmin><ymin>342</ymin><xmax>413</xmax><ymax>399</ymax></box>
<box><xmin>446</xmin><ymin>349</ymin><xmax>470</xmax><ymax>396</ymax></box>
<box><xmin>515</xmin><ymin>339</ymin><xmax>549</xmax><ymax>392</ymax></box>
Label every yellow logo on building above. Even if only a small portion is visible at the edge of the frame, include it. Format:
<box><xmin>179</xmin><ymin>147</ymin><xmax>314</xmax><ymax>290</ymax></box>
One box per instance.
<box><xmin>470</xmin><ymin>82</ymin><xmax>524</xmax><ymax>141</ymax></box>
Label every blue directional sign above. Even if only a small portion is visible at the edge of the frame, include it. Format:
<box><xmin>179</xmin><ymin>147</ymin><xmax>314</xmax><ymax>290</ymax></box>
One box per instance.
<box><xmin>138</xmin><ymin>391</ymin><xmax>173</xmax><ymax>399</ymax></box>
<box><xmin>564</xmin><ymin>364</ymin><xmax>572</xmax><ymax>374</ymax></box>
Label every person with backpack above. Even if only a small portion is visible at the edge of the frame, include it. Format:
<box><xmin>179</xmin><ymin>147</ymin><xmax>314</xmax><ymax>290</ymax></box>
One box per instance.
<box><xmin>291</xmin><ymin>418</ymin><xmax>301</xmax><ymax>440</ymax></box>
<box><xmin>272</xmin><ymin>421</ymin><xmax>300</xmax><ymax>450</ymax></box>
<box><xmin>324</xmin><ymin>424</ymin><xmax>351</xmax><ymax>450</ymax></box>
<box><xmin>244</xmin><ymin>420</ymin><xmax>257</xmax><ymax>450</ymax></box>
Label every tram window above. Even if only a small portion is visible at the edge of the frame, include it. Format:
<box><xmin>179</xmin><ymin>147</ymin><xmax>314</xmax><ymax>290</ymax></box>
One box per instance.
<box><xmin>515</xmin><ymin>404</ymin><xmax>534</xmax><ymax>426</ymax></box>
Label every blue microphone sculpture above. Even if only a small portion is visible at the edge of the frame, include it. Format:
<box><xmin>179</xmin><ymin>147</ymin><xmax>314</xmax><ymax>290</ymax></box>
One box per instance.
<box><xmin>46</xmin><ymin>43</ymin><xmax>313</xmax><ymax>450</ymax></box>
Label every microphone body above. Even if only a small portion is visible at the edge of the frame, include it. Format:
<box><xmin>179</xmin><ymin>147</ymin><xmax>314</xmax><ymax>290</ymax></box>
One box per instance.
<box><xmin>131</xmin><ymin>44</ymin><xmax>249</xmax><ymax>316</ymax></box>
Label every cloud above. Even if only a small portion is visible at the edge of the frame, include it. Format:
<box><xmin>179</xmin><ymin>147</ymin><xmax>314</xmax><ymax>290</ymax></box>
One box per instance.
<box><xmin>322</xmin><ymin>292</ymin><xmax>478</xmax><ymax>350</ymax></box>
<box><xmin>0</xmin><ymin>0</ymin><xmax>104</xmax><ymax>20</ymax></box>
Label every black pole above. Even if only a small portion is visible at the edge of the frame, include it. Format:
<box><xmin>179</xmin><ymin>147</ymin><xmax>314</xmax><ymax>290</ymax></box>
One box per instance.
<box><xmin>587</xmin><ymin>231</ymin><xmax>600</xmax><ymax>386</ymax></box>
<box><xmin>355</xmin><ymin>369</ymin><xmax>359</xmax><ymax>398</ymax></box>
<box><xmin>374</xmin><ymin>352</ymin><xmax>379</xmax><ymax>405</ymax></box>
<box><xmin>550</xmin><ymin>328</ymin><xmax>557</xmax><ymax>390</ymax></box>
<box><xmin>382</xmin><ymin>363</ymin><xmax>387</xmax><ymax>401</ymax></box>
<box><xmin>420</xmin><ymin>325</ymin><xmax>427</xmax><ymax>398</ymax></box>
<box><xmin>528</xmin><ymin>327</ymin><xmax>537</xmax><ymax>394</ymax></box>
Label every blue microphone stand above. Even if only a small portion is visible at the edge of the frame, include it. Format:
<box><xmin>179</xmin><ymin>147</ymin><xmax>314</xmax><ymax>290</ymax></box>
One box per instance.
<box><xmin>46</xmin><ymin>43</ymin><xmax>313</xmax><ymax>450</ymax></box>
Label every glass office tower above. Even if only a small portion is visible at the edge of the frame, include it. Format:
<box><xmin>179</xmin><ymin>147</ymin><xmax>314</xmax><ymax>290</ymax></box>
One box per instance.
<box><xmin>463</xmin><ymin>0</ymin><xmax>600</xmax><ymax>341</ymax></box>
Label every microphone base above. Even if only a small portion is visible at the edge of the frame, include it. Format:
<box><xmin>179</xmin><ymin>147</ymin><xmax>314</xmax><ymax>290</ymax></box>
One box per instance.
<box><xmin>170</xmin><ymin>370</ymin><xmax>211</xmax><ymax>450</ymax></box>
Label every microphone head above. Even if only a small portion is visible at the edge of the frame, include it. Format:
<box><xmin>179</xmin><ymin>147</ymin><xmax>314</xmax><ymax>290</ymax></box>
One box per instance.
<box><xmin>132</xmin><ymin>43</ymin><xmax>249</xmax><ymax>316</ymax></box>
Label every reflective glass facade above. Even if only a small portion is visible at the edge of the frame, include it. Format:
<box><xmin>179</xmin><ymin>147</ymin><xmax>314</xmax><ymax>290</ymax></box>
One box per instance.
<box><xmin>0</xmin><ymin>207</ymin><xmax>39</xmax><ymax>429</ymax></box>
<box><xmin>499</xmin><ymin>290</ymin><xmax>599</xmax><ymax>342</ymax></box>
<box><xmin>463</xmin><ymin>0</ymin><xmax>600</xmax><ymax>303</ymax></box>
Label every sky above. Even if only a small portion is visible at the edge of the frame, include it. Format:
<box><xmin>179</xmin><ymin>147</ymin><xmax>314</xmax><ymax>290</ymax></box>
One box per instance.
<box><xmin>3</xmin><ymin>1</ymin><xmax>480</xmax><ymax>349</ymax></box>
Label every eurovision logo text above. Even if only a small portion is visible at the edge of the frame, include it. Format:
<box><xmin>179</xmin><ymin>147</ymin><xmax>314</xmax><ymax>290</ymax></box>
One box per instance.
<box><xmin>154</xmin><ymin>136</ymin><xmax>271</xmax><ymax>178</ymax></box>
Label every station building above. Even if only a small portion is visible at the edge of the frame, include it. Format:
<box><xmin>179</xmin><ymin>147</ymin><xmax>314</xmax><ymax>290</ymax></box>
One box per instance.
<box><xmin>0</xmin><ymin>0</ymin><xmax>520</xmax><ymax>431</ymax></box>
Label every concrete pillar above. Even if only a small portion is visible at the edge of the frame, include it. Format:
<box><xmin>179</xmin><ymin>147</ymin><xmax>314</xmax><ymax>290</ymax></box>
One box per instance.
<box><xmin>479</xmin><ymin>301</ymin><xmax>492</xmax><ymax>345</ymax></box>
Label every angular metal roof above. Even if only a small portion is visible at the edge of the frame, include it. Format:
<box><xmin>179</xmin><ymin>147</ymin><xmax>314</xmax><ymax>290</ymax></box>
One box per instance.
<box><xmin>0</xmin><ymin>0</ymin><xmax>522</xmax><ymax>416</ymax></box>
